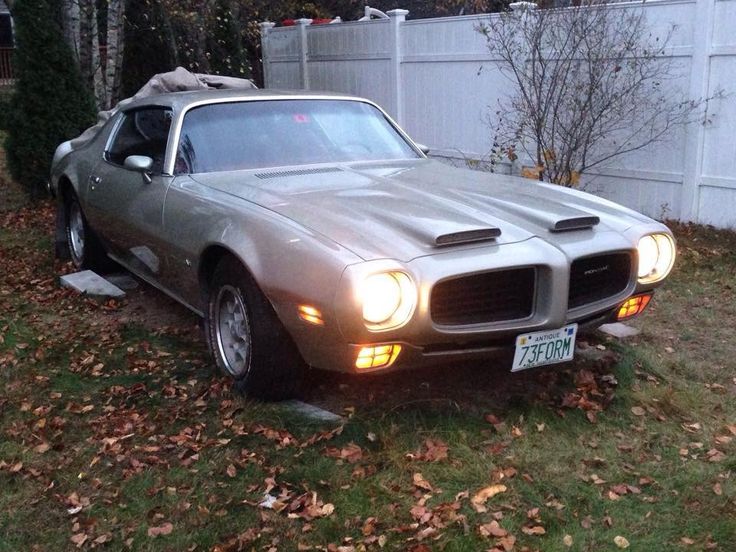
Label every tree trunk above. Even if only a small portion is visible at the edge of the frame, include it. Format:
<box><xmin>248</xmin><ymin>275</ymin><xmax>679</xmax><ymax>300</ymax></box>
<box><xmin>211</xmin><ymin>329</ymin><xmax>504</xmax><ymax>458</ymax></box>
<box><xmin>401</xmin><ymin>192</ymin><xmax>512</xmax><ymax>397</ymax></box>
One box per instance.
<box><xmin>77</xmin><ymin>0</ymin><xmax>104</xmax><ymax>109</ymax></box>
<box><xmin>61</xmin><ymin>0</ymin><xmax>81</xmax><ymax>61</ymax></box>
<box><xmin>104</xmin><ymin>0</ymin><xmax>125</xmax><ymax>108</ymax></box>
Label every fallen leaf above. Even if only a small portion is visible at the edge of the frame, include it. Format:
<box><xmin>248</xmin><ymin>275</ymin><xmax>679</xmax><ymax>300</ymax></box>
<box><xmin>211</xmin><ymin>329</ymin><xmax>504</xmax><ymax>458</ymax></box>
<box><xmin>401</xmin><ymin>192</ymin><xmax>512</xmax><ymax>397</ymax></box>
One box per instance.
<box><xmin>563</xmin><ymin>534</ymin><xmax>573</xmax><ymax>547</ymax></box>
<box><xmin>522</xmin><ymin>525</ymin><xmax>546</xmax><ymax>535</ymax></box>
<box><xmin>147</xmin><ymin>522</ymin><xmax>173</xmax><ymax>537</ymax></box>
<box><xmin>706</xmin><ymin>449</ymin><xmax>726</xmax><ymax>463</ymax></box>
<box><xmin>681</xmin><ymin>537</ymin><xmax>695</xmax><ymax>545</ymax></box>
<box><xmin>614</xmin><ymin>535</ymin><xmax>630</xmax><ymax>548</ymax></box>
<box><xmin>471</xmin><ymin>484</ymin><xmax>506</xmax><ymax>512</ymax></box>
<box><xmin>70</xmin><ymin>533</ymin><xmax>87</xmax><ymax>547</ymax></box>
<box><xmin>422</xmin><ymin>438</ymin><xmax>449</xmax><ymax>462</ymax></box>
<box><xmin>631</xmin><ymin>406</ymin><xmax>645</xmax><ymax>416</ymax></box>
<box><xmin>412</xmin><ymin>472</ymin><xmax>433</xmax><ymax>492</ymax></box>
<box><xmin>715</xmin><ymin>435</ymin><xmax>732</xmax><ymax>445</ymax></box>
<box><xmin>226</xmin><ymin>464</ymin><xmax>237</xmax><ymax>478</ymax></box>
<box><xmin>497</xmin><ymin>535</ymin><xmax>516</xmax><ymax>551</ymax></box>
<box><xmin>324</xmin><ymin>443</ymin><xmax>363</xmax><ymax>464</ymax></box>
<box><xmin>478</xmin><ymin>520</ymin><xmax>507</xmax><ymax>538</ymax></box>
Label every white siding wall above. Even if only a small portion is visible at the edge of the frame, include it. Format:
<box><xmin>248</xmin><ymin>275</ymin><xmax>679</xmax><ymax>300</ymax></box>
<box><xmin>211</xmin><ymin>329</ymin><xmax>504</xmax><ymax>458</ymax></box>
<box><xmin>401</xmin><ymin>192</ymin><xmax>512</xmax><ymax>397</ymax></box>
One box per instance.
<box><xmin>261</xmin><ymin>0</ymin><xmax>736</xmax><ymax>228</ymax></box>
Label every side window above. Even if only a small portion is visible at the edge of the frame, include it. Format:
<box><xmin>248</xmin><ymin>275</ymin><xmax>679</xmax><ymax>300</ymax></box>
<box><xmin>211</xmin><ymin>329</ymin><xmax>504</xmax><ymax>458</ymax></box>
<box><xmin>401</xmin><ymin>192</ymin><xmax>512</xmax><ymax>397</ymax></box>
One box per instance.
<box><xmin>106</xmin><ymin>108</ymin><xmax>173</xmax><ymax>174</ymax></box>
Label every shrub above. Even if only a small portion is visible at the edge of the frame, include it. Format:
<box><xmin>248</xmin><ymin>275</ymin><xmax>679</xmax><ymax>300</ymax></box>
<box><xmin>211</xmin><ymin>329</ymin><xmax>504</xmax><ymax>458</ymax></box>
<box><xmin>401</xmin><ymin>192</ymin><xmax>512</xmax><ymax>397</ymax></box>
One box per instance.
<box><xmin>4</xmin><ymin>0</ymin><xmax>97</xmax><ymax>199</ymax></box>
<box><xmin>120</xmin><ymin>0</ymin><xmax>178</xmax><ymax>98</ymax></box>
<box><xmin>0</xmin><ymin>89</ymin><xmax>11</xmax><ymax>130</ymax></box>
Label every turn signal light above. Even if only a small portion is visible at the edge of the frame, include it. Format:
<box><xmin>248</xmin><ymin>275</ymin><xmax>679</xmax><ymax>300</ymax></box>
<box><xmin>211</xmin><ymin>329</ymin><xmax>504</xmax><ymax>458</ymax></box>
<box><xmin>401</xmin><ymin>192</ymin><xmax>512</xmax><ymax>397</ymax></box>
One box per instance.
<box><xmin>616</xmin><ymin>293</ymin><xmax>653</xmax><ymax>321</ymax></box>
<box><xmin>298</xmin><ymin>304</ymin><xmax>324</xmax><ymax>325</ymax></box>
<box><xmin>355</xmin><ymin>344</ymin><xmax>402</xmax><ymax>370</ymax></box>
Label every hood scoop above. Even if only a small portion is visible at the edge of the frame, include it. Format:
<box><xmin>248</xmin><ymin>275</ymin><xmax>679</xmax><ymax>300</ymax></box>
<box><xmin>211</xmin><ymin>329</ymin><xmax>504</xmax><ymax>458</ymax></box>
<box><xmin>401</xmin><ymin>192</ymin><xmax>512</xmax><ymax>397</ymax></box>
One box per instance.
<box><xmin>255</xmin><ymin>166</ymin><xmax>343</xmax><ymax>179</ymax></box>
<box><xmin>551</xmin><ymin>215</ymin><xmax>600</xmax><ymax>232</ymax></box>
<box><xmin>435</xmin><ymin>228</ymin><xmax>501</xmax><ymax>247</ymax></box>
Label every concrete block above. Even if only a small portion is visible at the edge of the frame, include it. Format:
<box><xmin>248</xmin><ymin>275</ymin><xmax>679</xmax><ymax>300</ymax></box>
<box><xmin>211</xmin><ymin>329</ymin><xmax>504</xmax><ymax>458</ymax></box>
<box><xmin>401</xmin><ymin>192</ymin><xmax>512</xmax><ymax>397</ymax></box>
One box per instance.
<box><xmin>60</xmin><ymin>270</ymin><xmax>126</xmax><ymax>298</ymax></box>
<box><xmin>281</xmin><ymin>400</ymin><xmax>343</xmax><ymax>423</ymax></box>
<box><xmin>599</xmin><ymin>322</ymin><xmax>640</xmax><ymax>339</ymax></box>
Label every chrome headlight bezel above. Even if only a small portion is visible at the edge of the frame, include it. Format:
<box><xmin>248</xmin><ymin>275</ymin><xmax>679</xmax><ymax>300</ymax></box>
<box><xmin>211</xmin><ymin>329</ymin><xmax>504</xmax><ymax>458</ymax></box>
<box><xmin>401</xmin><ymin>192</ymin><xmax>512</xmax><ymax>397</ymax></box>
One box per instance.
<box><xmin>637</xmin><ymin>233</ymin><xmax>675</xmax><ymax>284</ymax></box>
<box><xmin>359</xmin><ymin>271</ymin><xmax>417</xmax><ymax>331</ymax></box>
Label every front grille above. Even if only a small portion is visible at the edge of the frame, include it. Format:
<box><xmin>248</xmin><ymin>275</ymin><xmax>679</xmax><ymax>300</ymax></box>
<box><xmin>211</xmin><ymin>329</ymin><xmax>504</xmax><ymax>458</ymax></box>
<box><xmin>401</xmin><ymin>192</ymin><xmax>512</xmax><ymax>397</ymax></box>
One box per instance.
<box><xmin>431</xmin><ymin>268</ymin><xmax>535</xmax><ymax>325</ymax></box>
<box><xmin>568</xmin><ymin>252</ymin><xmax>631</xmax><ymax>309</ymax></box>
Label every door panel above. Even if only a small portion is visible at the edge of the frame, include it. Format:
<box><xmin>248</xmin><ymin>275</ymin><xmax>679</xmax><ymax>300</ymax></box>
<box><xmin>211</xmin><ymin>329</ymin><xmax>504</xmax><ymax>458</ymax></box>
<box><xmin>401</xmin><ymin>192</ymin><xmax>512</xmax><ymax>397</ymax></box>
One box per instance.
<box><xmin>84</xmin><ymin>107</ymin><xmax>174</xmax><ymax>279</ymax></box>
<box><xmin>86</xmin><ymin>162</ymin><xmax>172</xmax><ymax>277</ymax></box>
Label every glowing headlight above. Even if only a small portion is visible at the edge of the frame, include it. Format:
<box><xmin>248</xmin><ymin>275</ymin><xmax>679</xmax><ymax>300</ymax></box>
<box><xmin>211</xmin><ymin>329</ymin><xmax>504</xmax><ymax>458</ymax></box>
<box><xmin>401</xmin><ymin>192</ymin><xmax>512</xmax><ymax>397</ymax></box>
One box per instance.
<box><xmin>637</xmin><ymin>233</ymin><xmax>675</xmax><ymax>283</ymax></box>
<box><xmin>360</xmin><ymin>272</ymin><xmax>416</xmax><ymax>329</ymax></box>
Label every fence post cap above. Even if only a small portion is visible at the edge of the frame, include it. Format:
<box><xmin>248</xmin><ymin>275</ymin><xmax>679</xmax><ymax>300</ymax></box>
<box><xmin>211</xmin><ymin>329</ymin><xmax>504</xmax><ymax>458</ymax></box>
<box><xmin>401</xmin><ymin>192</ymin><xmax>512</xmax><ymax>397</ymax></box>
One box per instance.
<box><xmin>296</xmin><ymin>18</ymin><xmax>313</xmax><ymax>25</ymax></box>
<box><xmin>387</xmin><ymin>9</ymin><xmax>410</xmax><ymax>19</ymax></box>
<box><xmin>259</xmin><ymin>21</ymin><xmax>275</xmax><ymax>34</ymax></box>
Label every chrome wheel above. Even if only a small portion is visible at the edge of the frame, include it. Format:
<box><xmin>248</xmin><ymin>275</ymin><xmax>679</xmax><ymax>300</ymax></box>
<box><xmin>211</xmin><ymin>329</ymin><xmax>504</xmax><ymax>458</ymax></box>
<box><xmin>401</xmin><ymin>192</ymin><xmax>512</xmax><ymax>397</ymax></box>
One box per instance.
<box><xmin>68</xmin><ymin>201</ymin><xmax>85</xmax><ymax>266</ymax></box>
<box><xmin>214</xmin><ymin>285</ymin><xmax>252</xmax><ymax>378</ymax></box>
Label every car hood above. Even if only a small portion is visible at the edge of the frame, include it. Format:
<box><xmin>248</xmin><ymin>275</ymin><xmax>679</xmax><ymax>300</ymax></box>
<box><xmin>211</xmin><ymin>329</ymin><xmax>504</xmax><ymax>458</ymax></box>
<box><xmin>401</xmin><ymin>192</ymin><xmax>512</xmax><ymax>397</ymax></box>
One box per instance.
<box><xmin>191</xmin><ymin>159</ymin><xmax>653</xmax><ymax>261</ymax></box>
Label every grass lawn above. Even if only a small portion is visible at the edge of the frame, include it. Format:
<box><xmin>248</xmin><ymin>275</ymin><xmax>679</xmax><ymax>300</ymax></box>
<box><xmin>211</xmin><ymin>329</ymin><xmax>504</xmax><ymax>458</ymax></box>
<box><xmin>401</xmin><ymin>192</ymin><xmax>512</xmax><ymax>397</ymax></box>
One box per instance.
<box><xmin>0</xmin><ymin>146</ymin><xmax>734</xmax><ymax>551</ymax></box>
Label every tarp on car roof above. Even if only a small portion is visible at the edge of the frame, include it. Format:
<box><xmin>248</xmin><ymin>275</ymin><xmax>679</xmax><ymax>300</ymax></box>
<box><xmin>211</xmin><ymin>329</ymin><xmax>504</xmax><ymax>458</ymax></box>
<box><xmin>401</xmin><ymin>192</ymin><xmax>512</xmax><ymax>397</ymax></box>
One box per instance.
<box><xmin>59</xmin><ymin>67</ymin><xmax>256</xmax><ymax>159</ymax></box>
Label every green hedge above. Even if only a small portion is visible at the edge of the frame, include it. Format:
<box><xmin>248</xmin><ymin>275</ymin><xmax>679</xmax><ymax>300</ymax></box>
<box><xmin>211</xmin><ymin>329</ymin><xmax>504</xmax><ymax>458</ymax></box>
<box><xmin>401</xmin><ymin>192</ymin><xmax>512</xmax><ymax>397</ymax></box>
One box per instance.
<box><xmin>4</xmin><ymin>0</ymin><xmax>96</xmax><ymax>199</ymax></box>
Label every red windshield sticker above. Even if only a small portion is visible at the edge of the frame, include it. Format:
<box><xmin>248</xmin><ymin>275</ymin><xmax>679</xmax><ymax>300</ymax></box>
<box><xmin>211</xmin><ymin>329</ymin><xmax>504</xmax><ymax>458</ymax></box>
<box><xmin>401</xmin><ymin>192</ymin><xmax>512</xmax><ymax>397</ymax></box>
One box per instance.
<box><xmin>292</xmin><ymin>114</ymin><xmax>310</xmax><ymax>123</ymax></box>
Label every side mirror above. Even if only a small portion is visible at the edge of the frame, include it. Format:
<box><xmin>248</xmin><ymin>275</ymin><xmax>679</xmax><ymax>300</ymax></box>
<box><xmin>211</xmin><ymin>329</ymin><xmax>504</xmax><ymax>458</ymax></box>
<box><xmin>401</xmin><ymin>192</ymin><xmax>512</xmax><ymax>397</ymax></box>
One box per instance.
<box><xmin>123</xmin><ymin>155</ymin><xmax>154</xmax><ymax>184</ymax></box>
<box><xmin>415</xmin><ymin>143</ymin><xmax>430</xmax><ymax>156</ymax></box>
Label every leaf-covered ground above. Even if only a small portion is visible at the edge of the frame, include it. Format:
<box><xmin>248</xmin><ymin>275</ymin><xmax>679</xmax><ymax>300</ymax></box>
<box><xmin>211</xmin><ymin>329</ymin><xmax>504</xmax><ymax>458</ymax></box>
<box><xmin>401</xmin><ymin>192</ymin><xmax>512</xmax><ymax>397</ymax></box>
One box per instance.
<box><xmin>1</xmin><ymin>148</ymin><xmax>735</xmax><ymax>551</ymax></box>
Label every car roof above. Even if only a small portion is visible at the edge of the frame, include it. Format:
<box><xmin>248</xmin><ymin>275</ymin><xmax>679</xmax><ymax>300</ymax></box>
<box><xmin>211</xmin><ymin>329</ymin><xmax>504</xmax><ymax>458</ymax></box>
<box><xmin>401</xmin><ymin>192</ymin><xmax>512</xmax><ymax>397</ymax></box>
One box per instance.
<box><xmin>120</xmin><ymin>88</ymin><xmax>363</xmax><ymax>112</ymax></box>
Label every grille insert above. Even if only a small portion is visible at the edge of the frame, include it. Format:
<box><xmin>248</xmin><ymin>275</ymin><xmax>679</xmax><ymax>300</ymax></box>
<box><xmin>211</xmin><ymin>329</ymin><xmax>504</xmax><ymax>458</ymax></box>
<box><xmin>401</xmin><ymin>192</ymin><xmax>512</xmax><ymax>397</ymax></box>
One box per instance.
<box><xmin>431</xmin><ymin>268</ymin><xmax>535</xmax><ymax>326</ymax></box>
<box><xmin>568</xmin><ymin>253</ymin><xmax>631</xmax><ymax>309</ymax></box>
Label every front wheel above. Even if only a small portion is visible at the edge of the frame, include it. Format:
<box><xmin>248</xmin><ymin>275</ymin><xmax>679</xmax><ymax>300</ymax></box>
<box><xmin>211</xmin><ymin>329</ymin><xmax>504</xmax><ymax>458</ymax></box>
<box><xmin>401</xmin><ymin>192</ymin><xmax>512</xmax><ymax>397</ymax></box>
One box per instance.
<box><xmin>205</xmin><ymin>257</ymin><xmax>305</xmax><ymax>400</ymax></box>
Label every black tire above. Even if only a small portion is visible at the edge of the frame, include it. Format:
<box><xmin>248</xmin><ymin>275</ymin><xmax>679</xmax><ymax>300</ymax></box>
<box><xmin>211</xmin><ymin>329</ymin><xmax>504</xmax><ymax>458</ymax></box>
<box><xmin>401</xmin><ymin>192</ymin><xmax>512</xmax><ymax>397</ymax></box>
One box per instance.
<box><xmin>65</xmin><ymin>195</ymin><xmax>113</xmax><ymax>272</ymax></box>
<box><xmin>205</xmin><ymin>256</ymin><xmax>305</xmax><ymax>400</ymax></box>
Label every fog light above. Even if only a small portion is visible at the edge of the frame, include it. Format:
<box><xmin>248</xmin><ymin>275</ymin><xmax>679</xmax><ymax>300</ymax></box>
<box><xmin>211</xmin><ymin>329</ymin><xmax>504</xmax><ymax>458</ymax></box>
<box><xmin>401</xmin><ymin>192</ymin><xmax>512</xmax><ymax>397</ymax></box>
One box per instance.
<box><xmin>616</xmin><ymin>293</ymin><xmax>653</xmax><ymax>320</ymax></box>
<box><xmin>355</xmin><ymin>344</ymin><xmax>402</xmax><ymax>370</ymax></box>
<box><xmin>298</xmin><ymin>304</ymin><xmax>324</xmax><ymax>325</ymax></box>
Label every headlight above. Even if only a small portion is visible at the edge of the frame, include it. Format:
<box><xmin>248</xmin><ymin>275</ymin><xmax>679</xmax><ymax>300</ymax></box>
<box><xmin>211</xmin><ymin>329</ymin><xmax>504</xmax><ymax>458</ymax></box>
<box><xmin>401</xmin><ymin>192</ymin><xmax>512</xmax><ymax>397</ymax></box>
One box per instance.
<box><xmin>360</xmin><ymin>271</ymin><xmax>416</xmax><ymax>330</ymax></box>
<box><xmin>637</xmin><ymin>233</ymin><xmax>675</xmax><ymax>283</ymax></box>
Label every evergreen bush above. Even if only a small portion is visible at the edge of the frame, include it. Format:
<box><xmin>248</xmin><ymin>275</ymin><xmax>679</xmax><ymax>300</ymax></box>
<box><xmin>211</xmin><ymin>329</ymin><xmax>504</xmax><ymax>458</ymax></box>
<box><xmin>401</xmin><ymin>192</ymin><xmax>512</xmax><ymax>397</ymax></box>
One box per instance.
<box><xmin>120</xmin><ymin>0</ymin><xmax>177</xmax><ymax>98</ymax></box>
<box><xmin>207</xmin><ymin>0</ymin><xmax>249</xmax><ymax>78</ymax></box>
<box><xmin>4</xmin><ymin>0</ymin><xmax>97</xmax><ymax>199</ymax></box>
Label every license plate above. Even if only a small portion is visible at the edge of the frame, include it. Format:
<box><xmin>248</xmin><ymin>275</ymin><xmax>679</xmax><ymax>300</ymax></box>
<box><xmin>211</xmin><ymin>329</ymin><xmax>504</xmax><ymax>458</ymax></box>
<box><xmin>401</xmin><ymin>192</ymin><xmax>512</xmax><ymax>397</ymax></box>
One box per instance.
<box><xmin>511</xmin><ymin>324</ymin><xmax>577</xmax><ymax>372</ymax></box>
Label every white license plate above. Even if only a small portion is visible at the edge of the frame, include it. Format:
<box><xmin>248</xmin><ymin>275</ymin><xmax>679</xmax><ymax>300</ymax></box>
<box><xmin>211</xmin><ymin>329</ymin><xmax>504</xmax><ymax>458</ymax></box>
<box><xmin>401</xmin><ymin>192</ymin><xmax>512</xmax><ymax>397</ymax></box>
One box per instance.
<box><xmin>511</xmin><ymin>324</ymin><xmax>577</xmax><ymax>372</ymax></box>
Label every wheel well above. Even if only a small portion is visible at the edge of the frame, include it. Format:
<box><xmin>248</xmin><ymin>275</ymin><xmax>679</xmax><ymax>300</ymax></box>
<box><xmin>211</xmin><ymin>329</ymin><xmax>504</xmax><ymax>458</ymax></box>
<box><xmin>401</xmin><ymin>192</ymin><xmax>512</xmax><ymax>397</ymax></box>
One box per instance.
<box><xmin>58</xmin><ymin>176</ymin><xmax>74</xmax><ymax>203</ymax></box>
<box><xmin>199</xmin><ymin>245</ymin><xmax>248</xmax><ymax>296</ymax></box>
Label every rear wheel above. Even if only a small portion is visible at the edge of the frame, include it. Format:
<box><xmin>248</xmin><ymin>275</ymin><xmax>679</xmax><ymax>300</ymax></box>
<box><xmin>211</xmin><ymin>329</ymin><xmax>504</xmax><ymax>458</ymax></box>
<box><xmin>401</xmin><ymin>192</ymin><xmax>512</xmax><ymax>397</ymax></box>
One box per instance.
<box><xmin>65</xmin><ymin>196</ymin><xmax>112</xmax><ymax>272</ymax></box>
<box><xmin>205</xmin><ymin>257</ymin><xmax>305</xmax><ymax>400</ymax></box>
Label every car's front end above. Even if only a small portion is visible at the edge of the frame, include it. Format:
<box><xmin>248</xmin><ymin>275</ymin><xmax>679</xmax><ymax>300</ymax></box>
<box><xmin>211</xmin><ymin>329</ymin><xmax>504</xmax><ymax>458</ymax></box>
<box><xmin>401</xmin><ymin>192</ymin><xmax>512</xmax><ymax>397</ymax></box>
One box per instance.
<box><xmin>286</xmin><ymin>216</ymin><xmax>674</xmax><ymax>374</ymax></box>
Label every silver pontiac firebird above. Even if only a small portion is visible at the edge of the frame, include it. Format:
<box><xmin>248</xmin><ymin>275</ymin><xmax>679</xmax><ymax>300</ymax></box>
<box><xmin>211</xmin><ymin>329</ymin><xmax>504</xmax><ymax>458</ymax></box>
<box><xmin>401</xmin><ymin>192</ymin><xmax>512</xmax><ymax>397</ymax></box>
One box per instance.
<box><xmin>50</xmin><ymin>89</ymin><xmax>675</xmax><ymax>399</ymax></box>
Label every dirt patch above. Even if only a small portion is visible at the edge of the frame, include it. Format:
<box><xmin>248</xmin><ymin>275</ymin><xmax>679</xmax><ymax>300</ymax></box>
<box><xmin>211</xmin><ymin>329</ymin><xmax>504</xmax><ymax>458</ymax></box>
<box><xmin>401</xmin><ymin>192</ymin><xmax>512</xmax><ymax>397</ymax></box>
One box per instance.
<box><xmin>111</xmin><ymin>274</ymin><xmax>201</xmax><ymax>337</ymax></box>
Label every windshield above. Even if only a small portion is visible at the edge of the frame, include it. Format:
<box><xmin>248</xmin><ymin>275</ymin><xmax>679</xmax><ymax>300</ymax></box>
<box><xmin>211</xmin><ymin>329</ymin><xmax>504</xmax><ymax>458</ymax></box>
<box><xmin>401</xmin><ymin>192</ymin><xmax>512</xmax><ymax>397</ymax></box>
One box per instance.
<box><xmin>175</xmin><ymin>99</ymin><xmax>420</xmax><ymax>174</ymax></box>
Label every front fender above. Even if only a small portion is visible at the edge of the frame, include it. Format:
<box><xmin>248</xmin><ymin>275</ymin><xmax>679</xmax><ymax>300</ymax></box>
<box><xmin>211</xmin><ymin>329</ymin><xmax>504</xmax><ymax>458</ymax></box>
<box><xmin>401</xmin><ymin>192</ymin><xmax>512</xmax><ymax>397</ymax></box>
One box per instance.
<box><xmin>162</xmin><ymin>177</ymin><xmax>361</xmax><ymax>328</ymax></box>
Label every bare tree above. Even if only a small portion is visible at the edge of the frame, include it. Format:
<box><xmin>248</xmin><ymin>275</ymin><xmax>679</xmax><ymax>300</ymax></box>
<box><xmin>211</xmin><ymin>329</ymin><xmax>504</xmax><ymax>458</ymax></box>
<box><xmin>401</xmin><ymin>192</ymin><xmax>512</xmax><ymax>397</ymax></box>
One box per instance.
<box><xmin>61</xmin><ymin>0</ymin><xmax>81</xmax><ymax>59</ymax></box>
<box><xmin>477</xmin><ymin>1</ymin><xmax>716</xmax><ymax>186</ymax></box>
<box><xmin>103</xmin><ymin>0</ymin><xmax>125</xmax><ymax>108</ymax></box>
<box><xmin>60</xmin><ymin>0</ymin><xmax>126</xmax><ymax>109</ymax></box>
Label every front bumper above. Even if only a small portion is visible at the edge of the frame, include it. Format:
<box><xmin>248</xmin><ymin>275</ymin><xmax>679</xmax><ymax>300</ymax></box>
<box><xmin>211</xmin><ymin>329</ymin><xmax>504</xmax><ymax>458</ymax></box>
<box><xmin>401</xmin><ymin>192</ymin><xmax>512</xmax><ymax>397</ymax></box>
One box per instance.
<box><xmin>287</xmin><ymin>225</ymin><xmax>668</xmax><ymax>373</ymax></box>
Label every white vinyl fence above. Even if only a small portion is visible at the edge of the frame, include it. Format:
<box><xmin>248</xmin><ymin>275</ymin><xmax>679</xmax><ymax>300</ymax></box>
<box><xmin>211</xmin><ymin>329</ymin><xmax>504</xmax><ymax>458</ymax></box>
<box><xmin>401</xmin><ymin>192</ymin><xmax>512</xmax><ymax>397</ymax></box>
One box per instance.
<box><xmin>261</xmin><ymin>0</ymin><xmax>736</xmax><ymax>228</ymax></box>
